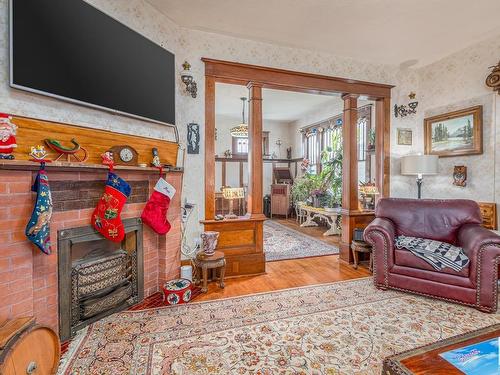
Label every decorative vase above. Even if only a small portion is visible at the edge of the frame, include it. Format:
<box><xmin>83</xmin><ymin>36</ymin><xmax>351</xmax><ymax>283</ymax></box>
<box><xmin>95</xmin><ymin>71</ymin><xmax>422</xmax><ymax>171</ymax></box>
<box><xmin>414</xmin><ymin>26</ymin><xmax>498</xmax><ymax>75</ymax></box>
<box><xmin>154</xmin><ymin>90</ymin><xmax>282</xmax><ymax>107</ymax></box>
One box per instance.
<box><xmin>201</xmin><ymin>231</ymin><xmax>219</xmax><ymax>256</ymax></box>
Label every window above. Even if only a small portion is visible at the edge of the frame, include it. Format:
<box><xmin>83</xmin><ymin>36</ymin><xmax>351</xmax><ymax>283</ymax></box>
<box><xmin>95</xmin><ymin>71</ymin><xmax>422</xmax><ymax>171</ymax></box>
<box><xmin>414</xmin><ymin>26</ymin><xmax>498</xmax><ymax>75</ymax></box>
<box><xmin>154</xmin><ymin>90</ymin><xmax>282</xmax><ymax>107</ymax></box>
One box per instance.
<box><xmin>300</xmin><ymin>106</ymin><xmax>371</xmax><ymax>175</ymax></box>
<box><xmin>231</xmin><ymin>131</ymin><xmax>270</xmax><ymax>156</ymax></box>
<box><xmin>232</xmin><ymin>136</ymin><xmax>248</xmax><ymax>156</ymax></box>
<box><xmin>301</xmin><ymin>114</ymin><xmax>342</xmax><ymax>174</ymax></box>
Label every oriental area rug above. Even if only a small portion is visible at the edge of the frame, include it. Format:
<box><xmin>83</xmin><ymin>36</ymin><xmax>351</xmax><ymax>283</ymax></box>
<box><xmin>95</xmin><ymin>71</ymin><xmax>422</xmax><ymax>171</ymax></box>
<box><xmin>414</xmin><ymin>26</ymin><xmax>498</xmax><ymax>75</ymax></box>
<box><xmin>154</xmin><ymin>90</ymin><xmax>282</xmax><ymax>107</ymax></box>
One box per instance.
<box><xmin>263</xmin><ymin>220</ymin><xmax>339</xmax><ymax>261</ymax></box>
<box><xmin>58</xmin><ymin>278</ymin><xmax>500</xmax><ymax>375</ymax></box>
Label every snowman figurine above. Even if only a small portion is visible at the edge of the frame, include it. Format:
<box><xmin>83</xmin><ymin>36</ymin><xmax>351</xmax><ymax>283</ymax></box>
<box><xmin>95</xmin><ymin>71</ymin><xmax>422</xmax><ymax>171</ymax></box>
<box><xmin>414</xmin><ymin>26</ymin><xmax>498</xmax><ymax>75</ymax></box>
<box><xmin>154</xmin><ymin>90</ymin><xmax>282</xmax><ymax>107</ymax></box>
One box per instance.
<box><xmin>0</xmin><ymin>113</ymin><xmax>17</xmax><ymax>160</ymax></box>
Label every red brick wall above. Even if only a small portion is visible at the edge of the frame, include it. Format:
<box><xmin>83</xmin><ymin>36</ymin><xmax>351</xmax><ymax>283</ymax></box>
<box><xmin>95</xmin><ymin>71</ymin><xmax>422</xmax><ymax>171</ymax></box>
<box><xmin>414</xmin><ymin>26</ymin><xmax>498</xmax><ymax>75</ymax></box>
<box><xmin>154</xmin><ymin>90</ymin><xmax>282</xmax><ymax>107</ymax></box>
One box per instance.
<box><xmin>0</xmin><ymin>169</ymin><xmax>182</xmax><ymax>331</ymax></box>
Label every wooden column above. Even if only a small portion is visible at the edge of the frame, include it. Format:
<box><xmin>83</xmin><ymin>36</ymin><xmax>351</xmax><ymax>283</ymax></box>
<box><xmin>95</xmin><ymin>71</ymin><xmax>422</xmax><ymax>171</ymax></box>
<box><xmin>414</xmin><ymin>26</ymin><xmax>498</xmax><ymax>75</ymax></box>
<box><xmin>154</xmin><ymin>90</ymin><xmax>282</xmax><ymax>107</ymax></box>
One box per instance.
<box><xmin>341</xmin><ymin>94</ymin><xmax>359</xmax><ymax>211</ymax></box>
<box><xmin>204</xmin><ymin>76</ymin><xmax>216</xmax><ymax>220</ymax></box>
<box><xmin>340</xmin><ymin>94</ymin><xmax>360</xmax><ymax>263</ymax></box>
<box><xmin>247</xmin><ymin>82</ymin><xmax>265</xmax><ymax>219</ymax></box>
<box><xmin>375</xmin><ymin>97</ymin><xmax>391</xmax><ymax>198</ymax></box>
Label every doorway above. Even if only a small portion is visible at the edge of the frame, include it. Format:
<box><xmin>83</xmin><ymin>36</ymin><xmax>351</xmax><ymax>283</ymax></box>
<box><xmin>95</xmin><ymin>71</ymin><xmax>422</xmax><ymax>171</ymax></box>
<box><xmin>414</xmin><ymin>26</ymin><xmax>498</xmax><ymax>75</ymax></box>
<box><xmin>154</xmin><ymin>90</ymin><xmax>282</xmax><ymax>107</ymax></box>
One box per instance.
<box><xmin>202</xmin><ymin>58</ymin><xmax>392</xmax><ymax>277</ymax></box>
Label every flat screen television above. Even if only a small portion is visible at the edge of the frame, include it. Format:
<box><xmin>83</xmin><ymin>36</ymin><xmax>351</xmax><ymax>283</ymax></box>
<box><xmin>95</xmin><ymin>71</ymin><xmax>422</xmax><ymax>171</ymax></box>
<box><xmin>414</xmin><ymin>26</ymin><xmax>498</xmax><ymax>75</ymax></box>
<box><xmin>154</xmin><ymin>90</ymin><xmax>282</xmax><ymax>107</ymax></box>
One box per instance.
<box><xmin>10</xmin><ymin>0</ymin><xmax>176</xmax><ymax>126</ymax></box>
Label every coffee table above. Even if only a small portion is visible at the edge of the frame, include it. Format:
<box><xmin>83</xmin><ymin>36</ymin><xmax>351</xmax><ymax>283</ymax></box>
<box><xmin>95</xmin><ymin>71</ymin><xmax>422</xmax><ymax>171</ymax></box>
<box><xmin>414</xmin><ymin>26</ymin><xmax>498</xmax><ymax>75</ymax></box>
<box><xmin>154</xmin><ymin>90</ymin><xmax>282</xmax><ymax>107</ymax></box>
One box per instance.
<box><xmin>383</xmin><ymin>323</ymin><xmax>500</xmax><ymax>374</ymax></box>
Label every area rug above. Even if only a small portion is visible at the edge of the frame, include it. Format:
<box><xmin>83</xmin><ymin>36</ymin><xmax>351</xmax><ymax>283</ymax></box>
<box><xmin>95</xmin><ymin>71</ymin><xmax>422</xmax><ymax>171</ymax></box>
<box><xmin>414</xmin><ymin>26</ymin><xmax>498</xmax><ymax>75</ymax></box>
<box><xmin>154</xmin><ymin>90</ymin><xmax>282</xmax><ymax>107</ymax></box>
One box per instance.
<box><xmin>58</xmin><ymin>278</ymin><xmax>500</xmax><ymax>375</ymax></box>
<box><xmin>263</xmin><ymin>220</ymin><xmax>339</xmax><ymax>261</ymax></box>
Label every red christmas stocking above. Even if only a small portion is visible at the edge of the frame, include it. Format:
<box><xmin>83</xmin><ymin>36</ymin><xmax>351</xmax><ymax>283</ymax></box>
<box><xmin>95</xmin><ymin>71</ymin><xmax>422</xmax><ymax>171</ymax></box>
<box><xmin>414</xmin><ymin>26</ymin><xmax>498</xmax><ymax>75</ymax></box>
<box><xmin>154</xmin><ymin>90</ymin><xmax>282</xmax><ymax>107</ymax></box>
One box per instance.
<box><xmin>141</xmin><ymin>177</ymin><xmax>176</xmax><ymax>235</ymax></box>
<box><xmin>92</xmin><ymin>172</ymin><xmax>131</xmax><ymax>242</ymax></box>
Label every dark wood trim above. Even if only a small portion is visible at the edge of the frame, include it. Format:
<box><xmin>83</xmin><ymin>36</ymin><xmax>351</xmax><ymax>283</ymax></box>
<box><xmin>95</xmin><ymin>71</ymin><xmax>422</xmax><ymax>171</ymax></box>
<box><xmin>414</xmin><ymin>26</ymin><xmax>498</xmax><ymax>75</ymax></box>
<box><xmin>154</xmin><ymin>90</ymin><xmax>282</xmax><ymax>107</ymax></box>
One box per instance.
<box><xmin>339</xmin><ymin>94</ymin><xmax>359</xmax><ymax>262</ymax></box>
<box><xmin>205</xmin><ymin>76</ymin><xmax>216</xmax><ymax>219</ymax></box>
<box><xmin>202</xmin><ymin>58</ymin><xmax>394</xmax><ymax>99</ymax></box>
<box><xmin>376</xmin><ymin>98</ymin><xmax>391</xmax><ymax>197</ymax></box>
<box><xmin>247</xmin><ymin>82</ymin><xmax>265</xmax><ymax>219</ymax></box>
<box><xmin>341</xmin><ymin>94</ymin><xmax>359</xmax><ymax>210</ymax></box>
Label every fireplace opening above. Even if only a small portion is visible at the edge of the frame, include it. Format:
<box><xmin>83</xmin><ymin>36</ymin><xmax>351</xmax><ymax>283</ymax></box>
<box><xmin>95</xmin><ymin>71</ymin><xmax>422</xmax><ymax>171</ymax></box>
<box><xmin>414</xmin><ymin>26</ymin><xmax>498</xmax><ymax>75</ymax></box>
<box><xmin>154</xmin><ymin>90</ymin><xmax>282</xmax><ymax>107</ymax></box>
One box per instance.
<box><xmin>58</xmin><ymin>218</ymin><xmax>144</xmax><ymax>341</ymax></box>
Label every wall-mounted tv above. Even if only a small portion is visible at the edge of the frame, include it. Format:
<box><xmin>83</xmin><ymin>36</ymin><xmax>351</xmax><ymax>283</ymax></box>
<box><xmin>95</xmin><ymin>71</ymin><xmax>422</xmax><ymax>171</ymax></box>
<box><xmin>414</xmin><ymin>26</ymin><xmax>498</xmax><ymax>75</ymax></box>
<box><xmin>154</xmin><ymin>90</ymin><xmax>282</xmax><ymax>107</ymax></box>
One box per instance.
<box><xmin>10</xmin><ymin>0</ymin><xmax>176</xmax><ymax>126</ymax></box>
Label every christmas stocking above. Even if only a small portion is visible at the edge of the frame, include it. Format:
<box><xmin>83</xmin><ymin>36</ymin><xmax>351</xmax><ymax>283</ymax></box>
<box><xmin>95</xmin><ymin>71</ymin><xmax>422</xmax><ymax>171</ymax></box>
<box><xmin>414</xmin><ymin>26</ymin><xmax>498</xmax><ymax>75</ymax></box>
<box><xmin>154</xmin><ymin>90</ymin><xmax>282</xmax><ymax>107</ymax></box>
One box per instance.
<box><xmin>92</xmin><ymin>172</ymin><xmax>131</xmax><ymax>242</ymax></box>
<box><xmin>25</xmin><ymin>169</ymin><xmax>53</xmax><ymax>255</ymax></box>
<box><xmin>141</xmin><ymin>177</ymin><xmax>176</xmax><ymax>235</ymax></box>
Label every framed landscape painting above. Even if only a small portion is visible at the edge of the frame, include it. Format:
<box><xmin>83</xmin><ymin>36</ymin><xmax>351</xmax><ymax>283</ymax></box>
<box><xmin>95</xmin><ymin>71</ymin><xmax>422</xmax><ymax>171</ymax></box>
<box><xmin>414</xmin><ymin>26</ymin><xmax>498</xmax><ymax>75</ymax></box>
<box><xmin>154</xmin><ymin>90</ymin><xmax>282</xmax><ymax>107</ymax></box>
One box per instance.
<box><xmin>424</xmin><ymin>106</ymin><xmax>483</xmax><ymax>157</ymax></box>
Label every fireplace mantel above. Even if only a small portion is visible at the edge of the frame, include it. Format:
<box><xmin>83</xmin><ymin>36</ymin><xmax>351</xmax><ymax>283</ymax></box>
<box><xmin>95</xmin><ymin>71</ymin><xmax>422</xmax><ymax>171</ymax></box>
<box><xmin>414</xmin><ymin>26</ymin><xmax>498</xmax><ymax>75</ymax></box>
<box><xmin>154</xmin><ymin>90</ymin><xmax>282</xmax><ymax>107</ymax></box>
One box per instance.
<box><xmin>0</xmin><ymin>159</ymin><xmax>184</xmax><ymax>174</ymax></box>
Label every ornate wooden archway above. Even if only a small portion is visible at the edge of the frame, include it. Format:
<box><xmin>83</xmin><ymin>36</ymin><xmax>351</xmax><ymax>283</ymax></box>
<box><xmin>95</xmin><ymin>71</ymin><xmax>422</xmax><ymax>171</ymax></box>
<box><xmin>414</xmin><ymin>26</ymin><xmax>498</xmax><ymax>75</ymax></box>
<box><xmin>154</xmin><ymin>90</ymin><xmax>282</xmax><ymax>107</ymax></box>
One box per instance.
<box><xmin>202</xmin><ymin>58</ymin><xmax>393</xmax><ymax>277</ymax></box>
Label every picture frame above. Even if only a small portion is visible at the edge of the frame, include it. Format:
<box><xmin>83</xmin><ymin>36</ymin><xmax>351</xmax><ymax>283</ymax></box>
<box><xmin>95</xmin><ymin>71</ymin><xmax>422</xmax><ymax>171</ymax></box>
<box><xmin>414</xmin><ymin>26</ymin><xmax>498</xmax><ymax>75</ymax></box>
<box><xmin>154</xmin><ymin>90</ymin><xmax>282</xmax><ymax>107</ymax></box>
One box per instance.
<box><xmin>397</xmin><ymin>128</ymin><xmax>412</xmax><ymax>145</ymax></box>
<box><xmin>424</xmin><ymin>105</ymin><xmax>483</xmax><ymax>157</ymax></box>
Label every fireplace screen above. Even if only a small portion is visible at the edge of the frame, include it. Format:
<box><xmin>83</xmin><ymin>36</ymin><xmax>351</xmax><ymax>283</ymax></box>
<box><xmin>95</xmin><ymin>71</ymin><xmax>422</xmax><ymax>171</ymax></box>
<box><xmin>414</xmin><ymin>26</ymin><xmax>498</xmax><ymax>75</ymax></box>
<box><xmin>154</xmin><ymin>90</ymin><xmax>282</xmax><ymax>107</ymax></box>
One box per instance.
<box><xmin>58</xmin><ymin>218</ymin><xmax>143</xmax><ymax>341</ymax></box>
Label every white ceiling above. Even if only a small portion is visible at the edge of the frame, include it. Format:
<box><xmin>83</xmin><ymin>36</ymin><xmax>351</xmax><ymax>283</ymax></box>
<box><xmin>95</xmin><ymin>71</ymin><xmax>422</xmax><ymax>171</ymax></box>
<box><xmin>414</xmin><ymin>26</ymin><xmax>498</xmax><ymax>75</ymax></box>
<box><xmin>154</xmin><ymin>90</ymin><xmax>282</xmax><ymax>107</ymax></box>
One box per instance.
<box><xmin>215</xmin><ymin>83</ymin><xmax>341</xmax><ymax>122</ymax></box>
<box><xmin>147</xmin><ymin>0</ymin><xmax>500</xmax><ymax>67</ymax></box>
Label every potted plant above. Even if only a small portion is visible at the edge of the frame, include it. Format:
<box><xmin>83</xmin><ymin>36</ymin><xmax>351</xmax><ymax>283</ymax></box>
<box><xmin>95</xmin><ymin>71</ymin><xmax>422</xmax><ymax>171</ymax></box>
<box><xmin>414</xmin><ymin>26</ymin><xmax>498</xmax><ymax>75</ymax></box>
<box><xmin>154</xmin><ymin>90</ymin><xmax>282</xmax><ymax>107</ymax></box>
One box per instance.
<box><xmin>291</xmin><ymin>176</ymin><xmax>313</xmax><ymax>204</ymax></box>
<box><xmin>367</xmin><ymin>129</ymin><xmax>376</xmax><ymax>152</ymax></box>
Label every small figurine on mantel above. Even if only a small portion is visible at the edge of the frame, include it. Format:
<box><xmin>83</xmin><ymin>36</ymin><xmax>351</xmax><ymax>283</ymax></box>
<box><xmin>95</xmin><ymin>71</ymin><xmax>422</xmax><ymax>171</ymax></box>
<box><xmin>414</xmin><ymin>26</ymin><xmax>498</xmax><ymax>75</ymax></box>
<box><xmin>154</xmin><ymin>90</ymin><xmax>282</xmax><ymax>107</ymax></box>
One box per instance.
<box><xmin>29</xmin><ymin>145</ymin><xmax>49</xmax><ymax>162</ymax></box>
<box><xmin>0</xmin><ymin>113</ymin><xmax>17</xmax><ymax>160</ymax></box>
<box><xmin>101</xmin><ymin>151</ymin><xmax>114</xmax><ymax>167</ymax></box>
<box><xmin>151</xmin><ymin>148</ymin><xmax>161</xmax><ymax>168</ymax></box>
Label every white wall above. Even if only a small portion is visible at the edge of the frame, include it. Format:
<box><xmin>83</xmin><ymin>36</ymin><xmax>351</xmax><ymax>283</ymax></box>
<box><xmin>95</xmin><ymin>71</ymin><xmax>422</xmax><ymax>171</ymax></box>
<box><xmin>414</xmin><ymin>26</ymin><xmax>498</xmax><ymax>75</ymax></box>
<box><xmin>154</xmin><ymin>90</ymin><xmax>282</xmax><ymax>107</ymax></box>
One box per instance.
<box><xmin>390</xmin><ymin>35</ymin><xmax>500</xmax><ymax>212</ymax></box>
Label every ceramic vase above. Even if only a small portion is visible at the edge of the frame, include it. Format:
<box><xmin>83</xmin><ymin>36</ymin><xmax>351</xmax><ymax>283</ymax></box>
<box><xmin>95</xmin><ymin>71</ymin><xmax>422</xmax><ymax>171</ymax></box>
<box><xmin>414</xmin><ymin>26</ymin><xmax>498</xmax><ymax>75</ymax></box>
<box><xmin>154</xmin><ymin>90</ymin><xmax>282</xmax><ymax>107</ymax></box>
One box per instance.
<box><xmin>201</xmin><ymin>231</ymin><xmax>219</xmax><ymax>256</ymax></box>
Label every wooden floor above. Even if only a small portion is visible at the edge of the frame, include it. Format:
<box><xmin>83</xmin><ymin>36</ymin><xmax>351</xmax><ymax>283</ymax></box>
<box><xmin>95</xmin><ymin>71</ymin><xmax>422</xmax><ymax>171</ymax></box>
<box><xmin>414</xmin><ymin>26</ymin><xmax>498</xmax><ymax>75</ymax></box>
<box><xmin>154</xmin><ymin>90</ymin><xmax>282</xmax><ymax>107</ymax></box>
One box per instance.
<box><xmin>194</xmin><ymin>254</ymin><xmax>371</xmax><ymax>301</ymax></box>
<box><xmin>194</xmin><ymin>217</ymin><xmax>370</xmax><ymax>302</ymax></box>
<box><xmin>271</xmin><ymin>216</ymin><xmax>341</xmax><ymax>246</ymax></box>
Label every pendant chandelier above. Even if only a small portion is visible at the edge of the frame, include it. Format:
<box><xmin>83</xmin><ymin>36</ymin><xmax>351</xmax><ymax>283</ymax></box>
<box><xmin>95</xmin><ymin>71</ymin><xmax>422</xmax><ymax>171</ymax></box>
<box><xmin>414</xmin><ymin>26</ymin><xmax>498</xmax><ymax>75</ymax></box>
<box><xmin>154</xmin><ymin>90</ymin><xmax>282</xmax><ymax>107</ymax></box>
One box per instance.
<box><xmin>230</xmin><ymin>97</ymin><xmax>248</xmax><ymax>138</ymax></box>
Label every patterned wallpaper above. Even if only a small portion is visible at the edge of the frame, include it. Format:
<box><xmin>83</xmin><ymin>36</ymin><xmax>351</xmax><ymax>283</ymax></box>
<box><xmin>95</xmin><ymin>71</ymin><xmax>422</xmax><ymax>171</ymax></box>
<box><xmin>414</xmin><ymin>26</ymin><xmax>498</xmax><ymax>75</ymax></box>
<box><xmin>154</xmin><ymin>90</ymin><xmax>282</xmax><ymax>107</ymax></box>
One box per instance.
<box><xmin>1</xmin><ymin>0</ymin><xmax>499</xmax><ymax>240</ymax></box>
<box><xmin>390</xmin><ymin>36</ymin><xmax>500</xmax><ymax>210</ymax></box>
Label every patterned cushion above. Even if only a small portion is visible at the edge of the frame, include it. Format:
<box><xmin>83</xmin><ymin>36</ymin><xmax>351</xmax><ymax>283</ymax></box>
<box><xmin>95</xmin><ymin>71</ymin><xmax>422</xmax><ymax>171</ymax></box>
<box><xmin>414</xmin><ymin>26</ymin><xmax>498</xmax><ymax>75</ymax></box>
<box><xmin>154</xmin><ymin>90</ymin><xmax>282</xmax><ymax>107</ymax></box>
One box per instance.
<box><xmin>395</xmin><ymin>236</ymin><xmax>469</xmax><ymax>272</ymax></box>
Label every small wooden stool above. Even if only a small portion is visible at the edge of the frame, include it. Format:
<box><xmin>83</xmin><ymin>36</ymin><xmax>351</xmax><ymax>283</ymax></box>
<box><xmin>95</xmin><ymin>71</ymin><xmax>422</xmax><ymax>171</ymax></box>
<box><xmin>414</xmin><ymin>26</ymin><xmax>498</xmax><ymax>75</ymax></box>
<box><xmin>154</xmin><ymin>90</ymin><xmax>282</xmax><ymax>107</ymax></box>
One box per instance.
<box><xmin>192</xmin><ymin>251</ymin><xmax>226</xmax><ymax>293</ymax></box>
<box><xmin>351</xmin><ymin>240</ymin><xmax>373</xmax><ymax>272</ymax></box>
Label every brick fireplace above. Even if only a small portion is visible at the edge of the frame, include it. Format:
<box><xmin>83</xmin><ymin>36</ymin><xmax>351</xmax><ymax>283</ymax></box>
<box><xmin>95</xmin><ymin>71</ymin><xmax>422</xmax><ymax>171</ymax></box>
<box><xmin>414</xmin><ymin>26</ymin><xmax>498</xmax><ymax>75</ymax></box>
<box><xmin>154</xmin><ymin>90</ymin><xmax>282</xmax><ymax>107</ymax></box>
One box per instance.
<box><xmin>0</xmin><ymin>166</ymin><xmax>182</xmax><ymax>335</ymax></box>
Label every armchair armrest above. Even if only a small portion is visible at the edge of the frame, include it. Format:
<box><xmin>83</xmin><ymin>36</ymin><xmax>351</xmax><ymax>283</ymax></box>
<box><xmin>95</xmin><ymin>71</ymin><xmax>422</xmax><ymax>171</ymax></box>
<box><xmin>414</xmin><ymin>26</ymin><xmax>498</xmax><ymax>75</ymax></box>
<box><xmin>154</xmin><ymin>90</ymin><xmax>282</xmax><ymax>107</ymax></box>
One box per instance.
<box><xmin>364</xmin><ymin>217</ymin><xmax>395</xmax><ymax>245</ymax></box>
<box><xmin>458</xmin><ymin>224</ymin><xmax>500</xmax><ymax>257</ymax></box>
<box><xmin>458</xmin><ymin>223</ymin><xmax>500</xmax><ymax>312</ymax></box>
<box><xmin>364</xmin><ymin>218</ymin><xmax>396</xmax><ymax>287</ymax></box>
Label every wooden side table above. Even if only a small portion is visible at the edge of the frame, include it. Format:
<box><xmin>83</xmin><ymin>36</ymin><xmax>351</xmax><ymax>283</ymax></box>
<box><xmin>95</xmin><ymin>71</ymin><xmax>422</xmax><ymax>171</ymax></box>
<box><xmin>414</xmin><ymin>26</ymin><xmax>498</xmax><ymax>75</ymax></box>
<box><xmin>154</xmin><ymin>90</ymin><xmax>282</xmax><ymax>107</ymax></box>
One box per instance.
<box><xmin>351</xmin><ymin>240</ymin><xmax>373</xmax><ymax>272</ymax></box>
<box><xmin>192</xmin><ymin>251</ymin><xmax>226</xmax><ymax>293</ymax></box>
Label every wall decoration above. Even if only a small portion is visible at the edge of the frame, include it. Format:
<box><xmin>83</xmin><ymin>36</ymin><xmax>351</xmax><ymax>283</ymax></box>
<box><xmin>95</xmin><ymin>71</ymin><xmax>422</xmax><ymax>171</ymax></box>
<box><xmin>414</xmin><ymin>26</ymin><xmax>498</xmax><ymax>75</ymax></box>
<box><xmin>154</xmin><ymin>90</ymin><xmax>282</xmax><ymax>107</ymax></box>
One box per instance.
<box><xmin>44</xmin><ymin>138</ymin><xmax>88</xmax><ymax>162</ymax></box>
<box><xmin>424</xmin><ymin>105</ymin><xmax>483</xmax><ymax>157</ymax></box>
<box><xmin>397</xmin><ymin>128</ymin><xmax>413</xmax><ymax>145</ymax></box>
<box><xmin>180</xmin><ymin>61</ymin><xmax>197</xmax><ymax>98</ymax></box>
<box><xmin>394</xmin><ymin>92</ymin><xmax>418</xmax><ymax>118</ymax></box>
<box><xmin>485</xmin><ymin>60</ymin><xmax>500</xmax><ymax>95</ymax></box>
<box><xmin>187</xmin><ymin>123</ymin><xmax>200</xmax><ymax>154</ymax></box>
<box><xmin>0</xmin><ymin>113</ymin><xmax>17</xmax><ymax>159</ymax></box>
<box><xmin>453</xmin><ymin>165</ymin><xmax>467</xmax><ymax>187</ymax></box>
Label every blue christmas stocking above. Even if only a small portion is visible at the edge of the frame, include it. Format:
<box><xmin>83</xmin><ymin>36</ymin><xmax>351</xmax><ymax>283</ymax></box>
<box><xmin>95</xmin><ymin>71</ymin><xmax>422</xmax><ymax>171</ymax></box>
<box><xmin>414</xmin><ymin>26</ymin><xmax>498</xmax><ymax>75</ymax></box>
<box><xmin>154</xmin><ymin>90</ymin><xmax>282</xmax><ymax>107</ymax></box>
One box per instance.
<box><xmin>25</xmin><ymin>169</ymin><xmax>53</xmax><ymax>254</ymax></box>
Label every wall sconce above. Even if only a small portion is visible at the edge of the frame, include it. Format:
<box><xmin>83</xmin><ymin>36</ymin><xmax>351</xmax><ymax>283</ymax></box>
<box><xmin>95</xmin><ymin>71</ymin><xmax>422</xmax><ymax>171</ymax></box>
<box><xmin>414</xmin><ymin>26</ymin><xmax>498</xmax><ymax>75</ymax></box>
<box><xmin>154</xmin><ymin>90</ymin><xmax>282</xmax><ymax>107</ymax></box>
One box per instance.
<box><xmin>180</xmin><ymin>61</ymin><xmax>197</xmax><ymax>98</ymax></box>
<box><xmin>394</xmin><ymin>92</ymin><xmax>418</xmax><ymax>118</ymax></box>
<box><xmin>486</xmin><ymin>60</ymin><xmax>500</xmax><ymax>95</ymax></box>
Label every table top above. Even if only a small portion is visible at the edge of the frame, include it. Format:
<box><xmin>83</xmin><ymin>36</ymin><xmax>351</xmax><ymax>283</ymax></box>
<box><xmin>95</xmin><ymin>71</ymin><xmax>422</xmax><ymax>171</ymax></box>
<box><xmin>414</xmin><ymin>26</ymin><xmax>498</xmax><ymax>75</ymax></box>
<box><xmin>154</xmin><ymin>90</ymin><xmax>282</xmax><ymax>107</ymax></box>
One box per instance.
<box><xmin>195</xmin><ymin>251</ymin><xmax>225</xmax><ymax>262</ymax></box>
<box><xmin>300</xmin><ymin>205</ymin><xmax>341</xmax><ymax>215</ymax></box>
<box><xmin>383</xmin><ymin>323</ymin><xmax>500</xmax><ymax>374</ymax></box>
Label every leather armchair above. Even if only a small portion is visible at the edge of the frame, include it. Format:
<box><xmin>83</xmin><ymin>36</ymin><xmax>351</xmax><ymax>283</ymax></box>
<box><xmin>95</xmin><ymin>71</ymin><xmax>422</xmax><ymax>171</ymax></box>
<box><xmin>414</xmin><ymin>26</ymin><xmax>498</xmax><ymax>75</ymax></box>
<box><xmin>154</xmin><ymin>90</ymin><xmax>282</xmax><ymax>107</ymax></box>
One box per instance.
<box><xmin>364</xmin><ymin>198</ymin><xmax>500</xmax><ymax>313</ymax></box>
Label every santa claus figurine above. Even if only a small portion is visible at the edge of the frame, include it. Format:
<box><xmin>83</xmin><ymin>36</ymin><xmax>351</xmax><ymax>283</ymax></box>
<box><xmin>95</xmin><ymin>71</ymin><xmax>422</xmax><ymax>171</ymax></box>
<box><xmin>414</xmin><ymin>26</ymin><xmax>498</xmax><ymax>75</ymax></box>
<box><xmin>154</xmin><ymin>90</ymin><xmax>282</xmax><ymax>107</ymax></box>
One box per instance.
<box><xmin>0</xmin><ymin>113</ymin><xmax>17</xmax><ymax>159</ymax></box>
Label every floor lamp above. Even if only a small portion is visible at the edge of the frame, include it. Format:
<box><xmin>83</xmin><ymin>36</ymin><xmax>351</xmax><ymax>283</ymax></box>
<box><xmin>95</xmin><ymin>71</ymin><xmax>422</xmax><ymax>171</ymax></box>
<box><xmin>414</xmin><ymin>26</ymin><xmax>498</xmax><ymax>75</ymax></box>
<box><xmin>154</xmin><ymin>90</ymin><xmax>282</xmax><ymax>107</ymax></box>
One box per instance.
<box><xmin>401</xmin><ymin>155</ymin><xmax>438</xmax><ymax>199</ymax></box>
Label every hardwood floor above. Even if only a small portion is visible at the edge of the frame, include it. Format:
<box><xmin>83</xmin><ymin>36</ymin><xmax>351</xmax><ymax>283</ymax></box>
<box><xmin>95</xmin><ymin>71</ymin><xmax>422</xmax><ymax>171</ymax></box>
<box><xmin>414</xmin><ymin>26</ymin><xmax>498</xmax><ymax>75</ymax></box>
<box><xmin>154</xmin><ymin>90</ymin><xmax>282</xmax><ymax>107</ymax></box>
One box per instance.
<box><xmin>271</xmin><ymin>216</ymin><xmax>340</xmax><ymax>246</ymax></box>
<box><xmin>193</xmin><ymin>217</ymin><xmax>369</xmax><ymax>302</ymax></box>
<box><xmin>193</xmin><ymin>254</ymin><xmax>371</xmax><ymax>302</ymax></box>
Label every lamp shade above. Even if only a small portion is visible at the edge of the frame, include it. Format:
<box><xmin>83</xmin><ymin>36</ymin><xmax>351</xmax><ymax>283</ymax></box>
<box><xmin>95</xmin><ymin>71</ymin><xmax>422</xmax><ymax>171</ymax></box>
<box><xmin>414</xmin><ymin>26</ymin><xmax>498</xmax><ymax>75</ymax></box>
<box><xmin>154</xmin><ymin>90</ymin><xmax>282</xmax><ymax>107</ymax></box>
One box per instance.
<box><xmin>401</xmin><ymin>155</ymin><xmax>438</xmax><ymax>175</ymax></box>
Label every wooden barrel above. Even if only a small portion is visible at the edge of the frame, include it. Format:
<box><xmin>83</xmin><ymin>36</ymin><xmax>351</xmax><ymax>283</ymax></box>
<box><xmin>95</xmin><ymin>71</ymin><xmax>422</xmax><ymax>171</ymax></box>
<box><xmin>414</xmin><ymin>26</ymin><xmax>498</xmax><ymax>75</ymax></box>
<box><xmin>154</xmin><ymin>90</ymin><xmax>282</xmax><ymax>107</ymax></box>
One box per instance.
<box><xmin>0</xmin><ymin>318</ymin><xmax>60</xmax><ymax>375</ymax></box>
